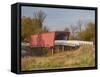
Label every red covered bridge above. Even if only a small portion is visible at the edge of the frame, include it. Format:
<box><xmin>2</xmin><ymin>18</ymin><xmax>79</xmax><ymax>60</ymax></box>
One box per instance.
<box><xmin>29</xmin><ymin>31</ymin><xmax>70</xmax><ymax>48</ymax></box>
<box><xmin>29</xmin><ymin>31</ymin><xmax>70</xmax><ymax>54</ymax></box>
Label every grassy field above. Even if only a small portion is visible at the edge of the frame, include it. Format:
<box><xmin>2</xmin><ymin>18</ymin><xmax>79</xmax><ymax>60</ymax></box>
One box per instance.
<box><xmin>21</xmin><ymin>45</ymin><xmax>95</xmax><ymax>71</ymax></box>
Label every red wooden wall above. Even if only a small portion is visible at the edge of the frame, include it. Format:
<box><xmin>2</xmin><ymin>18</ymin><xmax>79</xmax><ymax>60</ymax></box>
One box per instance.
<box><xmin>29</xmin><ymin>32</ymin><xmax>55</xmax><ymax>48</ymax></box>
<box><xmin>29</xmin><ymin>31</ymin><xmax>70</xmax><ymax>48</ymax></box>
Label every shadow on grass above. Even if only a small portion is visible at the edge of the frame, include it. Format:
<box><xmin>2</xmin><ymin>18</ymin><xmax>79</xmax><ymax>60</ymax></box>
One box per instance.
<box><xmin>21</xmin><ymin>46</ymin><xmax>49</xmax><ymax>57</ymax></box>
<box><xmin>21</xmin><ymin>45</ymin><xmax>80</xmax><ymax>57</ymax></box>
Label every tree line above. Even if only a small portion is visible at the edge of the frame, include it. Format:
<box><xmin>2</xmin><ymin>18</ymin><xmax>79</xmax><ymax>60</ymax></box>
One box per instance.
<box><xmin>64</xmin><ymin>21</ymin><xmax>95</xmax><ymax>42</ymax></box>
<box><xmin>21</xmin><ymin>10</ymin><xmax>95</xmax><ymax>42</ymax></box>
<box><xmin>21</xmin><ymin>10</ymin><xmax>48</xmax><ymax>42</ymax></box>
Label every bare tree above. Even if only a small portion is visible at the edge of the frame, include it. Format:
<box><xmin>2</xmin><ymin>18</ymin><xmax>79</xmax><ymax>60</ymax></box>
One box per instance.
<box><xmin>70</xmin><ymin>25</ymin><xmax>78</xmax><ymax>39</ymax></box>
<box><xmin>43</xmin><ymin>26</ymin><xmax>49</xmax><ymax>32</ymax></box>
<box><xmin>77</xmin><ymin>20</ymin><xmax>82</xmax><ymax>32</ymax></box>
<box><xmin>64</xmin><ymin>27</ymin><xmax>70</xmax><ymax>32</ymax></box>
<box><xmin>33</xmin><ymin>10</ymin><xmax>46</xmax><ymax>28</ymax></box>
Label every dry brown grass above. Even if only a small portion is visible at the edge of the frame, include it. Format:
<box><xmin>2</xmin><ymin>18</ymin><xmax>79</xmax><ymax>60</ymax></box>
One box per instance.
<box><xmin>21</xmin><ymin>45</ymin><xmax>95</xmax><ymax>71</ymax></box>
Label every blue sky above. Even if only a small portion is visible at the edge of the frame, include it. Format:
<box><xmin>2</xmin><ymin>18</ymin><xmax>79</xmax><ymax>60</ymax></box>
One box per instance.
<box><xmin>21</xmin><ymin>6</ymin><xmax>95</xmax><ymax>31</ymax></box>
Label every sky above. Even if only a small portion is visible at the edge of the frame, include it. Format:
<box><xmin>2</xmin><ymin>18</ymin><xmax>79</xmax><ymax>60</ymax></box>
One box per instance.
<box><xmin>21</xmin><ymin>6</ymin><xmax>95</xmax><ymax>31</ymax></box>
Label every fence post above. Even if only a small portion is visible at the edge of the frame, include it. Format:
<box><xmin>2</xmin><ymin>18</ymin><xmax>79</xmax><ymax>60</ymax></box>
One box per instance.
<box><xmin>51</xmin><ymin>48</ymin><xmax>54</xmax><ymax>55</ymax></box>
<box><xmin>62</xmin><ymin>45</ymin><xmax>64</xmax><ymax>51</ymax></box>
